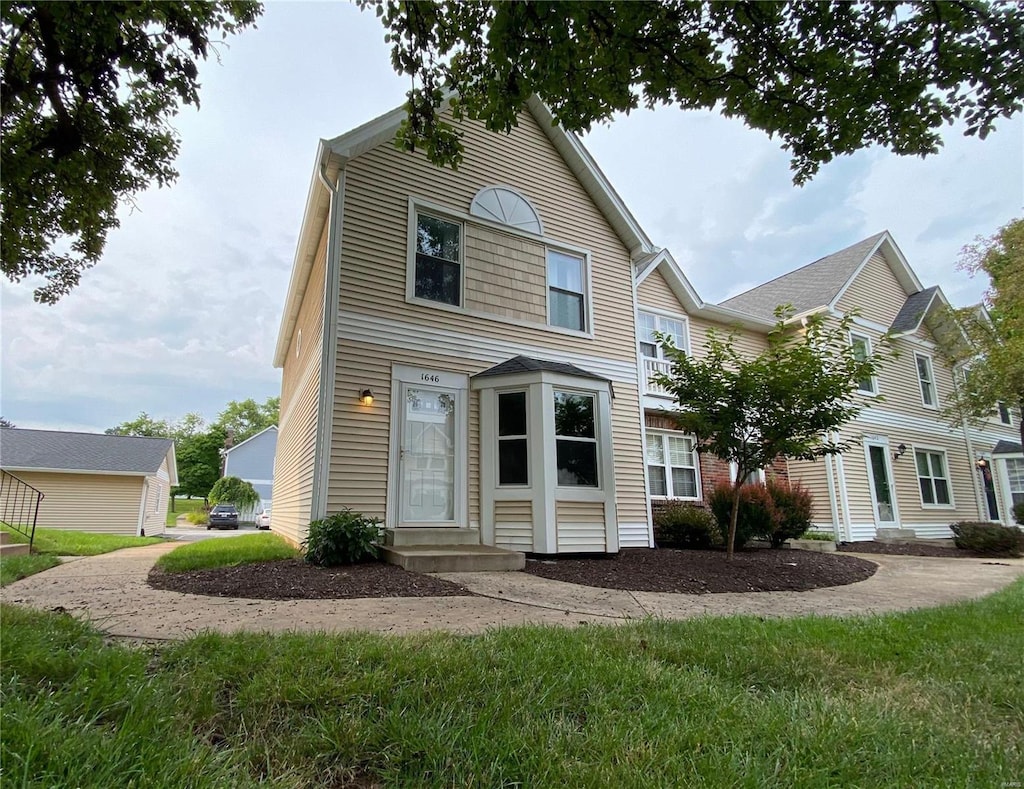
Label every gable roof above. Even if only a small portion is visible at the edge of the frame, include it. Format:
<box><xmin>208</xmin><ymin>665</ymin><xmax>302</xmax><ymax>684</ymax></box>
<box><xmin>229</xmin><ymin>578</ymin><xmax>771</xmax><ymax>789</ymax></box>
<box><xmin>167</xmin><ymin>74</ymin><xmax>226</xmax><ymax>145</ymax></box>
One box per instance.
<box><xmin>473</xmin><ymin>355</ymin><xmax>608</xmax><ymax>382</ymax></box>
<box><xmin>274</xmin><ymin>96</ymin><xmax>655</xmax><ymax>367</ymax></box>
<box><xmin>719</xmin><ymin>232</ymin><xmax>890</xmax><ymax>320</ymax></box>
<box><xmin>222</xmin><ymin>425</ymin><xmax>278</xmax><ymax>457</ymax></box>
<box><xmin>0</xmin><ymin>429</ymin><xmax>177</xmax><ymax>483</ymax></box>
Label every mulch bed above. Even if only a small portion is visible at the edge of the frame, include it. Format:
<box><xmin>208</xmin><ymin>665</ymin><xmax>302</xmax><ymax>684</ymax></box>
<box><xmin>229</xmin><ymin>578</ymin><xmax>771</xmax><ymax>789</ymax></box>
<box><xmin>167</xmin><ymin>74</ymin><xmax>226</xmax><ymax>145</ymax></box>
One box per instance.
<box><xmin>147</xmin><ymin>559</ymin><xmax>474</xmax><ymax>600</ymax></box>
<box><xmin>837</xmin><ymin>540</ymin><xmax>991</xmax><ymax>558</ymax></box>
<box><xmin>523</xmin><ymin>548</ymin><xmax>877</xmax><ymax>594</ymax></box>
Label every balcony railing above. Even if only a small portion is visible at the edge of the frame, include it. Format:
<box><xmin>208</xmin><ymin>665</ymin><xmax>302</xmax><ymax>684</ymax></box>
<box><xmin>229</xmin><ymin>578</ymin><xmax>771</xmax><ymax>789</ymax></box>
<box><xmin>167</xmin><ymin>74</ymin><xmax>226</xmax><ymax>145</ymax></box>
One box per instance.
<box><xmin>643</xmin><ymin>357</ymin><xmax>673</xmax><ymax>397</ymax></box>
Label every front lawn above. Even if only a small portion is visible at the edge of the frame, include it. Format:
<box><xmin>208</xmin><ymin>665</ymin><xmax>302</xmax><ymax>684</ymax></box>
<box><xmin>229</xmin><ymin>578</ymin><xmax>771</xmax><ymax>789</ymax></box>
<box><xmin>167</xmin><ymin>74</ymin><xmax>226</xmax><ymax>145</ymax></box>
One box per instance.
<box><xmin>2</xmin><ymin>579</ymin><xmax>1022</xmax><ymax>787</ymax></box>
<box><xmin>1</xmin><ymin>525</ymin><xmax>163</xmax><ymax>556</ymax></box>
<box><xmin>166</xmin><ymin>497</ymin><xmax>207</xmax><ymax>526</ymax></box>
<box><xmin>154</xmin><ymin>532</ymin><xmax>300</xmax><ymax>573</ymax></box>
<box><xmin>0</xmin><ymin>554</ymin><xmax>61</xmax><ymax>587</ymax></box>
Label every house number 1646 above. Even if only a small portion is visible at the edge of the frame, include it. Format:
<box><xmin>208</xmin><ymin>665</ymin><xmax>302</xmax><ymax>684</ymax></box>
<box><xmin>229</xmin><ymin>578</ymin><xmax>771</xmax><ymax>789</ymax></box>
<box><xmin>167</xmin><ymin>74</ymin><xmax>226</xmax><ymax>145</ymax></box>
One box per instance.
<box><xmin>420</xmin><ymin>373</ymin><xmax>440</xmax><ymax>383</ymax></box>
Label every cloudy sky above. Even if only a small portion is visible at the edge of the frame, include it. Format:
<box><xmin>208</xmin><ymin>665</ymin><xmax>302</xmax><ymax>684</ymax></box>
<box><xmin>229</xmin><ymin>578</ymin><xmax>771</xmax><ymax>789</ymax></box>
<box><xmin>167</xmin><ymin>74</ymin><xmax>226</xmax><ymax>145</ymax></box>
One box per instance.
<box><xmin>2</xmin><ymin>2</ymin><xmax>1022</xmax><ymax>433</ymax></box>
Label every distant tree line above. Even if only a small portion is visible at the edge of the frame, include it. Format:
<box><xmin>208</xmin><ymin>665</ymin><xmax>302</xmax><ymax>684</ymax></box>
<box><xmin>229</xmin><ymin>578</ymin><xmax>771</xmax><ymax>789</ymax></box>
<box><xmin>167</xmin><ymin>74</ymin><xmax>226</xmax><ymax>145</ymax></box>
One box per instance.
<box><xmin>106</xmin><ymin>396</ymin><xmax>278</xmax><ymax>505</ymax></box>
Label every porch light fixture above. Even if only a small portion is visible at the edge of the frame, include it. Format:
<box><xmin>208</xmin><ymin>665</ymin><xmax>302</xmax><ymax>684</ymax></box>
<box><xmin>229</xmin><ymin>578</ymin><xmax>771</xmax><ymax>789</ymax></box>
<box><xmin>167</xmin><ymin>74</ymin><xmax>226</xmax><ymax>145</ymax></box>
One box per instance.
<box><xmin>976</xmin><ymin>458</ymin><xmax>988</xmax><ymax>469</ymax></box>
<box><xmin>892</xmin><ymin>443</ymin><xmax>907</xmax><ymax>461</ymax></box>
<box><xmin>358</xmin><ymin>389</ymin><xmax>374</xmax><ymax>406</ymax></box>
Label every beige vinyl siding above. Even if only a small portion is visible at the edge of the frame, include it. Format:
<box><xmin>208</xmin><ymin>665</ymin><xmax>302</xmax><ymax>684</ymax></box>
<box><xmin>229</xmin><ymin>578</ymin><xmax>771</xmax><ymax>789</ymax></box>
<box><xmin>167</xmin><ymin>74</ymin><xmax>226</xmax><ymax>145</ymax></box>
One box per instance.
<box><xmin>556</xmin><ymin>500</ymin><xmax>607</xmax><ymax>552</ymax></box>
<box><xmin>493</xmin><ymin>500</ymin><xmax>533</xmax><ymax>550</ymax></box>
<box><xmin>637</xmin><ymin>270</ymin><xmax>685</xmax><ymax>314</ymax></box>
<box><xmin>333</xmin><ymin>108</ymin><xmax>648</xmax><ymax>527</ymax></box>
<box><xmin>835</xmin><ymin>253</ymin><xmax>908</xmax><ymax>325</ymax></box>
<box><xmin>464</xmin><ymin>225</ymin><xmax>547</xmax><ymax>321</ymax></box>
<box><xmin>787</xmin><ymin>457</ymin><xmax>836</xmax><ymax>528</ymax></box>
<box><xmin>272</xmin><ymin>225</ymin><xmax>328</xmax><ymax>546</ymax></box>
<box><xmin>15</xmin><ymin>471</ymin><xmax>144</xmax><ymax>535</ymax></box>
<box><xmin>140</xmin><ymin>459</ymin><xmax>171</xmax><ymax>536</ymax></box>
<box><xmin>688</xmin><ymin>314</ymin><xmax>767</xmax><ymax>360</ymax></box>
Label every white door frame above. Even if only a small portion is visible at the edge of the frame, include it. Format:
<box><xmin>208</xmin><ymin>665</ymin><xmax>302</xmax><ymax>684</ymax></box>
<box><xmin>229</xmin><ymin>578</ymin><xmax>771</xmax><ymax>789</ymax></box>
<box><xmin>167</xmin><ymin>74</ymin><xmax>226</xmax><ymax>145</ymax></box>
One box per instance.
<box><xmin>387</xmin><ymin>365</ymin><xmax>468</xmax><ymax>528</ymax></box>
<box><xmin>863</xmin><ymin>436</ymin><xmax>899</xmax><ymax>527</ymax></box>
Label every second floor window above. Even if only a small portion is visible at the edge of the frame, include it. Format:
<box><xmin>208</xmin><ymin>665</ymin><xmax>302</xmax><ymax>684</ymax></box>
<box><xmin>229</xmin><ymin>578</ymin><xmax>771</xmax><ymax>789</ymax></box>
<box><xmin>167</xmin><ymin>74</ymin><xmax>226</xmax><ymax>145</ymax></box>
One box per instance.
<box><xmin>415</xmin><ymin>214</ymin><xmax>461</xmax><ymax>306</ymax></box>
<box><xmin>850</xmin><ymin>333</ymin><xmax>876</xmax><ymax>394</ymax></box>
<box><xmin>915</xmin><ymin>353</ymin><xmax>937</xmax><ymax>407</ymax></box>
<box><xmin>998</xmin><ymin>401</ymin><xmax>1012</xmax><ymax>425</ymax></box>
<box><xmin>548</xmin><ymin>250</ymin><xmax>586</xmax><ymax>331</ymax></box>
<box><xmin>639</xmin><ymin>312</ymin><xmax>686</xmax><ymax>359</ymax></box>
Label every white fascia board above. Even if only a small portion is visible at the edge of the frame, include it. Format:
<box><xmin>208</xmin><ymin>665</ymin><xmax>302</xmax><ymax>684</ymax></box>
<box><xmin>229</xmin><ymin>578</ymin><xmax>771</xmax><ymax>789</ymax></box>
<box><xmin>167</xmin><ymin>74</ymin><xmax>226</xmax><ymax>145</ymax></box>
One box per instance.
<box><xmin>829</xmin><ymin>232</ymin><xmax>924</xmax><ymax>312</ymax></box>
<box><xmin>222</xmin><ymin>425</ymin><xmax>279</xmax><ymax>456</ymax></box>
<box><xmin>273</xmin><ymin>142</ymin><xmax>338</xmax><ymax>368</ymax></box>
<box><xmin>165</xmin><ymin>444</ymin><xmax>179</xmax><ymax>487</ymax></box>
<box><xmin>1</xmin><ymin>466</ymin><xmax>150</xmax><ymax>478</ymax></box>
<box><xmin>324</xmin><ymin>104</ymin><xmax>408</xmax><ymax>160</ymax></box>
<box><xmin>526</xmin><ymin>95</ymin><xmax>653</xmax><ymax>258</ymax></box>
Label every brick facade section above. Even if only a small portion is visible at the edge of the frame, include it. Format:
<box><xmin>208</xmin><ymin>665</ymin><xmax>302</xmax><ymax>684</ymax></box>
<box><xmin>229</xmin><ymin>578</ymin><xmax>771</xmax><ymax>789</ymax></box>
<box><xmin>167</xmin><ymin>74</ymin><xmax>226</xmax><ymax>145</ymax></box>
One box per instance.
<box><xmin>643</xmin><ymin>409</ymin><xmax>789</xmax><ymax>514</ymax></box>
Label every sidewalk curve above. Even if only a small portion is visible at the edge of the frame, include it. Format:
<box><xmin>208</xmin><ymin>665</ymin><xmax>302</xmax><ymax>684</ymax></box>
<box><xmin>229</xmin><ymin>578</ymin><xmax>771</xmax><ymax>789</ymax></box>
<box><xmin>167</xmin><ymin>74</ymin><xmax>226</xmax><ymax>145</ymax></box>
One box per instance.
<box><xmin>2</xmin><ymin>542</ymin><xmax>1021</xmax><ymax>640</ymax></box>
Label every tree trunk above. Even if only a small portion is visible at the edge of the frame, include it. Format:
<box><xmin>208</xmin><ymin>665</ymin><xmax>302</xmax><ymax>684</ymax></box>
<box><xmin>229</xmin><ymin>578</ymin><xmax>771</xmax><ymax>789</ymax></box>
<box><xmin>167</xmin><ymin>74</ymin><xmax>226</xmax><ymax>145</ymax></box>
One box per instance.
<box><xmin>170</xmin><ymin>494</ymin><xmax>176</xmax><ymax>513</ymax></box>
<box><xmin>727</xmin><ymin>480</ymin><xmax>742</xmax><ymax>562</ymax></box>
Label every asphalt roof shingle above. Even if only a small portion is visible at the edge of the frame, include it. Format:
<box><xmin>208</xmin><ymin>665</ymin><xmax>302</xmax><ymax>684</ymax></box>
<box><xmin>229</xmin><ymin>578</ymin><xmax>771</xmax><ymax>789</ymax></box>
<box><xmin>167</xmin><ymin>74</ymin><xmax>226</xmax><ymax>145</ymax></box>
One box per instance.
<box><xmin>0</xmin><ymin>428</ymin><xmax>174</xmax><ymax>475</ymax></box>
<box><xmin>718</xmin><ymin>232</ymin><xmax>887</xmax><ymax>320</ymax></box>
<box><xmin>890</xmin><ymin>287</ymin><xmax>940</xmax><ymax>334</ymax></box>
<box><xmin>992</xmin><ymin>440</ymin><xmax>1023</xmax><ymax>456</ymax></box>
<box><xmin>473</xmin><ymin>355</ymin><xmax>609</xmax><ymax>382</ymax></box>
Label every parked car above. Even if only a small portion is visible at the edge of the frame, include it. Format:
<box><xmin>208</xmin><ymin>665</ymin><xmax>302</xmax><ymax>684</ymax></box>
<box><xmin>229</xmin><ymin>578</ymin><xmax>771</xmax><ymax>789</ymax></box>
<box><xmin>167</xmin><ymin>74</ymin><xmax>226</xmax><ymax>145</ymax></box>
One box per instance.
<box><xmin>254</xmin><ymin>505</ymin><xmax>271</xmax><ymax>530</ymax></box>
<box><xmin>208</xmin><ymin>504</ymin><xmax>240</xmax><ymax>530</ymax></box>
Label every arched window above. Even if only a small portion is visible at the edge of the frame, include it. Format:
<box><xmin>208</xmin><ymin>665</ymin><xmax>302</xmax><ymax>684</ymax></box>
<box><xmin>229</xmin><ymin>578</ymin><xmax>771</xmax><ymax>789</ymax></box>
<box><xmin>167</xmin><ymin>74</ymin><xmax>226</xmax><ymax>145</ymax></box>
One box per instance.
<box><xmin>469</xmin><ymin>186</ymin><xmax>543</xmax><ymax>235</ymax></box>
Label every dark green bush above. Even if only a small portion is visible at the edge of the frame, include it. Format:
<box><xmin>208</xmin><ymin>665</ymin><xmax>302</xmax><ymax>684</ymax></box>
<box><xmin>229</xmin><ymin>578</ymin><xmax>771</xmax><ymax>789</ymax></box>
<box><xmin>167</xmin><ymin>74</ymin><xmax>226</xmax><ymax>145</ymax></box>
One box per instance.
<box><xmin>708</xmin><ymin>483</ymin><xmax>774</xmax><ymax>549</ymax></box>
<box><xmin>654</xmin><ymin>502</ymin><xmax>720</xmax><ymax>548</ymax></box>
<box><xmin>764</xmin><ymin>480</ymin><xmax>814</xmax><ymax>547</ymax></box>
<box><xmin>950</xmin><ymin>521</ymin><xmax>1024</xmax><ymax>558</ymax></box>
<box><xmin>303</xmin><ymin>509</ymin><xmax>382</xmax><ymax>566</ymax></box>
<box><xmin>1014</xmin><ymin>502</ymin><xmax>1024</xmax><ymax>526</ymax></box>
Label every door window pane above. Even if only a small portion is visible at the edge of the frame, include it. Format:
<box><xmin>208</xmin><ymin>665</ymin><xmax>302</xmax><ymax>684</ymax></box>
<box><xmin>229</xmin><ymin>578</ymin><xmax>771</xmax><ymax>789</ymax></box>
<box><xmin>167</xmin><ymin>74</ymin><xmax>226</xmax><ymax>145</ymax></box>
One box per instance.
<box><xmin>402</xmin><ymin>388</ymin><xmax>456</xmax><ymax>521</ymax></box>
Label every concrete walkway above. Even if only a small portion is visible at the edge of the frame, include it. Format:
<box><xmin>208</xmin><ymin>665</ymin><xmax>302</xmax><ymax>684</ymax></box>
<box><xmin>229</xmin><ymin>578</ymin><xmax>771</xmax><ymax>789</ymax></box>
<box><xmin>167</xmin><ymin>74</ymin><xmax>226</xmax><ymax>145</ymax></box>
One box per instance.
<box><xmin>2</xmin><ymin>542</ymin><xmax>1021</xmax><ymax>640</ymax></box>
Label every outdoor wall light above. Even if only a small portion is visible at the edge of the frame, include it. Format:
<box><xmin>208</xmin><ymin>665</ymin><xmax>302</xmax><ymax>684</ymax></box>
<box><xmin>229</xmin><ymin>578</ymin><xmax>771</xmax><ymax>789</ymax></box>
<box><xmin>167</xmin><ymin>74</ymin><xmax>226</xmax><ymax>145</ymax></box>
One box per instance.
<box><xmin>892</xmin><ymin>443</ymin><xmax>907</xmax><ymax>461</ymax></box>
<box><xmin>358</xmin><ymin>389</ymin><xmax>374</xmax><ymax>406</ymax></box>
<box><xmin>976</xmin><ymin>458</ymin><xmax>988</xmax><ymax>469</ymax></box>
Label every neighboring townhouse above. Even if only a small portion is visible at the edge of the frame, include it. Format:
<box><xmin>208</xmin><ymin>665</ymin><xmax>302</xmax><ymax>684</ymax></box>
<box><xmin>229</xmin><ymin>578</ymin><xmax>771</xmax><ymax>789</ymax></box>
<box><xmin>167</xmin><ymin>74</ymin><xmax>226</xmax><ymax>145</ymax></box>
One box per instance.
<box><xmin>273</xmin><ymin>100</ymin><xmax>1019</xmax><ymax>556</ymax></box>
<box><xmin>222</xmin><ymin>425</ymin><xmax>277</xmax><ymax>519</ymax></box>
<box><xmin>272</xmin><ymin>98</ymin><xmax>658</xmax><ymax>556</ymax></box>
<box><xmin>0</xmin><ymin>428</ymin><xmax>177</xmax><ymax>536</ymax></box>
<box><xmin>719</xmin><ymin>232</ymin><xmax>1022</xmax><ymax>540</ymax></box>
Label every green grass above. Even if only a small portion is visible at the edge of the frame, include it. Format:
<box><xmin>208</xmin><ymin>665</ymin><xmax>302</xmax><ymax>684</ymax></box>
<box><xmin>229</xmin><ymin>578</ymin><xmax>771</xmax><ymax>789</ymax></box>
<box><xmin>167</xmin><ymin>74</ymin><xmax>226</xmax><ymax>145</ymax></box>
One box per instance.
<box><xmin>2</xmin><ymin>580</ymin><xmax>1023</xmax><ymax>787</ymax></box>
<box><xmin>0</xmin><ymin>554</ymin><xmax>61</xmax><ymax>587</ymax></box>
<box><xmin>166</xmin><ymin>497</ymin><xmax>207</xmax><ymax>526</ymax></box>
<box><xmin>1</xmin><ymin>524</ymin><xmax>163</xmax><ymax>556</ymax></box>
<box><xmin>155</xmin><ymin>532</ymin><xmax>300</xmax><ymax>573</ymax></box>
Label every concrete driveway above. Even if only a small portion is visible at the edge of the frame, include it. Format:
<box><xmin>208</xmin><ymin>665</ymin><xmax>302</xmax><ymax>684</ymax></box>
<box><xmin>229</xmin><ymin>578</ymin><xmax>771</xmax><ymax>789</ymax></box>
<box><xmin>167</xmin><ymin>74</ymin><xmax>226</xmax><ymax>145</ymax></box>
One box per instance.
<box><xmin>2</xmin><ymin>542</ymin><xmax>1021</xmax><ymax>640</ymax></box>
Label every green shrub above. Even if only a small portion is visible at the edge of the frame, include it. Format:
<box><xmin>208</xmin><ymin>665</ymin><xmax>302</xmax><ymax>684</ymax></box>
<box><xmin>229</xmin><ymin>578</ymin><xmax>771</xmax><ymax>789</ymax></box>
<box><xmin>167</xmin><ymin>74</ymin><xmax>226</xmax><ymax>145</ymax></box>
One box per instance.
<box><xmin>801</xmin><ymin>531</ymin><xmax>837</xmax><ymax>542</ymax></box>
<box><xmin>654</xmin><ymin>502</ymin><xmax>720</xmax><ymax>548</ymax></box>
<box><xmin>303</xmin><ymin>509</ymin><xmax>382</xmax><ymax>566</ymax></box>
<box><xmin>950</xmin><ymin>521</ymin><xmax>1024</xmax><ymax>557</ymax></box>
<box><xmin>1014</xmin><ymin>502</ymin><xmax>1024</xmax><ymax>526</ymax></box>
<box><xmin>764</xmin><ymin>480</ymin><xmax>814</xmax><ymax>547</ymax></box>
<box><xmin>185</xmin><ymin>511</ymin><xmax>208</xmax><ymax>525</ymax></box>
<box><xmin>708</xmin><ymin>483</ymin><xmax>774</xmax><ymax>549</ymax></box>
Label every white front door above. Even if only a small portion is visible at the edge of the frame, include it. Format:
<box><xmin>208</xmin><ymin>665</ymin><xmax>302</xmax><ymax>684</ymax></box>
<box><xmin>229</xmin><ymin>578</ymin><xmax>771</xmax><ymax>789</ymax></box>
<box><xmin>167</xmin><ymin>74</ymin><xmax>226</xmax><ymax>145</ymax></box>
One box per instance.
<box><xmin>398</xmin><ymin>384</ymin><xmax>458</xmax><ymax>526</ymax></box>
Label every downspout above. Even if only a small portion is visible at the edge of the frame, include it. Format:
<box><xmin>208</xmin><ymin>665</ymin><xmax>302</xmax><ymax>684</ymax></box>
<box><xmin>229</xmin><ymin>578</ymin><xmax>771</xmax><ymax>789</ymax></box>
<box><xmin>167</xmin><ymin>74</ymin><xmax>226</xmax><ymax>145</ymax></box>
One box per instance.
<box><xmin>310</xmin><ymin>162</ymin><xmax>345</xmax><ymax>521</ymax></box>
<box><xmin>824</xmin><ymin>452</ymin><xmax>841</xmax><ymax>539</ymax></box>
<box><xmin>833</xmin><ymin>432</ymin><xmax>853</xmax><ymax>541</ymax></box>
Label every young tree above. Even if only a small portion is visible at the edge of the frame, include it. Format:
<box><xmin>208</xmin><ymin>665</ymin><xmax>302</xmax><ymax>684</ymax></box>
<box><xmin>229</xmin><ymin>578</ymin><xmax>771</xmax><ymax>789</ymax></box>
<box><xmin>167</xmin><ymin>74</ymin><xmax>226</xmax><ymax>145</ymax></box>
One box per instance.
<box><xmin>653</xmin><ymin>310</ymin><xmax>889</xmax><ymax>560</ymax></box>
<box><xmin>1</xmin><ymin>1</ymin><xmax>261</xmax><ymax>303</ymax></box>
<box><xmin>364</xmin><ymin>1</ymin><xmax>1023</xmax><ymax>182</ymax></box>
<box><xmin>940</xmin><ymin>218</ymin><xmax>1024</xmax><ymax>447</ymax></box>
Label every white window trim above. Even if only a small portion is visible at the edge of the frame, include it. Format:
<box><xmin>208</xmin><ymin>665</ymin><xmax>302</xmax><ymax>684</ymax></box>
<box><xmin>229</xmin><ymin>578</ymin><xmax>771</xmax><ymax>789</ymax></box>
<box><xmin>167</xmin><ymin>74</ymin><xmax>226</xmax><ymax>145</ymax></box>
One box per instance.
<box><xmin>914</xmin><ymin>352</ymin><xmax>938</xmax><ymax>409</ymax></box>
<box><xmin>646</xmin><ymin>430</ymin><xmax>701</xmax><ymax>501</ymax></box>
<box><xmin>913</xmin><ymin>445</ymin><xmax>955</xmax><ymax>509</ymax></box>
<box><xmin>546</xmin><ymin>248</ymin><xmax>595</xmax><ymax>335</ymax></box>
<box><xmin>405</xmin><ymin>197</ymin><xmax>595</xmax><ymax>340</ymax></box>
<box><xmin>850</xmin><ymin>332</ymin><xmax>878</xmax><ymax>396</ymax></box>
<box><xmin>638</xmin><ymin>308</ymin><xmax>691</xmax><ymax>359</ymax></box>
<box><xmin>496</xmin><ymin>389</ymin><xmax>530</xmax><ymax>488</ymax></box>
<box><xmin>407</xmin><ymin>204</ymin><xmax>465</xmax><ymax>309</ymax></box>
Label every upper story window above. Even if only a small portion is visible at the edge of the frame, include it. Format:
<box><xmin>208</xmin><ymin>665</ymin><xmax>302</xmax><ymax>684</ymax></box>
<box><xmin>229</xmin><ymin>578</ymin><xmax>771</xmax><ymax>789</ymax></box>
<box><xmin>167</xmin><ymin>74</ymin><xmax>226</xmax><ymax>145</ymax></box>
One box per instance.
<box><xmin>554</xmin><ymin>390</ymin><xmax>598</xmax><ymax>486</ymax></box>
<box><xmin>915</xmin><ymin>449</ymin><xmax>952</xmax><ymax>506</ymax></box>
<box><xmin>997</xmin><ymin>402</ymin><xmax>1012</xmax><ymax>425</ymax></box>
<box><xmin>639</xmin><ymin>312</ymin><xmax>687</xmax><ymax>359</ymax></box>
<box><xmin>548</xmin><ymin>250</ymin><xmax>587</xmax><ymax>332</ymax></box>
<box><xmin>850</xmin><ymin>333</ymin><xmax>876</xmax><ymax>394</ymax></box>
<box><xmin>497</xmin><ymin>391</ymin><xmax>528</xmax><ymax>486</ymax></box>
<box><xmin>415</xmin><ymin>214</ymin><xmax>462</xmax><ymax>306</ymax></box>
<box><xmin>915</xmin><ymin>353</ymin><xmax>937</xmax><ymax>408</ymax></box>
<box><xmin>470</xmin><ymin>186</ymin><xmax>543</xmax><ymax>234</ymax></box>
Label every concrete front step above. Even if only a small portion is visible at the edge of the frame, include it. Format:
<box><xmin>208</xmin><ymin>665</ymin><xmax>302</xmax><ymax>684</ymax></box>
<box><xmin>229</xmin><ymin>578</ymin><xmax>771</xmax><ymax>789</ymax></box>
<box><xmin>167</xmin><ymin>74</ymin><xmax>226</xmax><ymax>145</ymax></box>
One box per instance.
<box><xmin>382</xmin><ymin>544</ymin><xmax>525</xmax><ymax>573</ymax></box>
<box><xmin>0</xmin><ymin>541</ymin><xmax>31</xmax><ymax>557</ymax></box>
<box><xmin>383</xmin><ymin>528</ymin><xmax>481</xmax><ymax>547</ymax></box>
